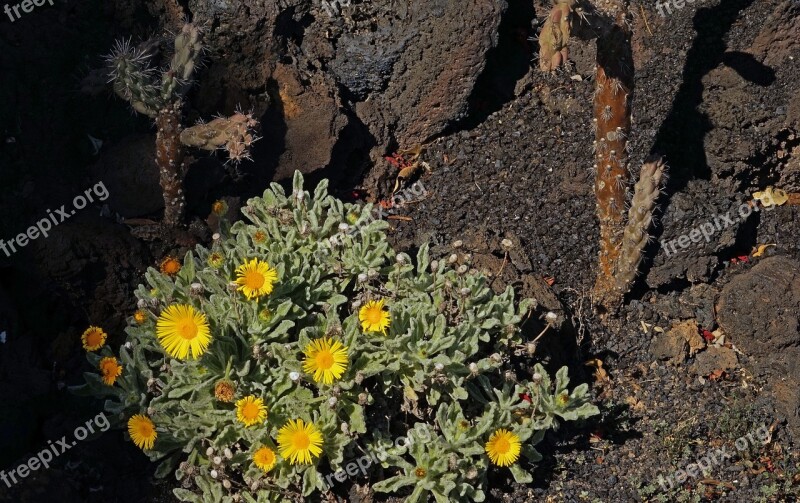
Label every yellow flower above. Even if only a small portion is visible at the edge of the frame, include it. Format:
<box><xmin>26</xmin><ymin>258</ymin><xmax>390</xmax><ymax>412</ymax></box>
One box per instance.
<box><xmin>214</xmin><ymin>379</ymin><xmax>236</xmax><ymax>403</ymax></box>
<box><xmin>208</xmin><ymin>252</ymin><xmax>224</xmax><ymax>268</ymax></box>
<box><xmin>414</xmin><ymin>467</ymin><xmax>427</xmax><ymax>478</ymax></box>
<box><xmin>253</xmin><ymin>230</ymin><xmax>267</xmax><ymax>243</ymax></box>
<box><xmin>133</xmin><ymin>310</ymin><xmax>147</xmax><ymax>325</ymax></box>
<box><xmin>253</xmin><ymin>446</ymin><xmax>277</xmax><ymax>472</ymax></box>
<box><xmin>211</xmin><ymin>200</ymin><xmax>227</xmax><ymax>216</ymax></box>
<box><xmin>235</xmin><ymin>258</ymin><xmax>278</xmax><ymax>300</ymax></box>
<box><xmin>485</xmin><ymin>429</ymin><xmax>521</xmax><ymax>467</ymax></box>
<box><xmin>277</xmin><ymin>419</ymin><xmax>323</xmax><ymax>465</ymax></box>
<box><xmin>156</xmin><ymin>304</ymin><xmax>212</xmax><ymax>359</ymax></box>
<box><xmin>99</xmin><ymin>356</ymin><xmax>123</xmax><ymax>386</ymax></box>
<box><xmin>236</xmin><ymin>395</ymin><xmax>267</xmax><ymax>427</ymax></box>
<box><xmin>302</xmin><ymin>337</ymin><xmax>348</xmax><ymax>385</ymax></box>
<box><xmin>358</xmin><ymin>299</ymin><xmax>391</xmax><ymax>334</ymax></box>
<box><xmin>160</xmin><ymin>256</ymin><xmax>182</xmax><ymax>276</ymax></box>
<box><xmin>258</xmin><ymin>307</ymin><xmax>272</xmax><ymax>323</ymax></box>
<box><xmin>81</xmin><ymin>326</ymin><xmax>107</xmax><ymax>351</ymax></box>
<box><xmin>128</xmin><ymin>414</ymin><xmax>157</xmax><ymax>450</ymax></box>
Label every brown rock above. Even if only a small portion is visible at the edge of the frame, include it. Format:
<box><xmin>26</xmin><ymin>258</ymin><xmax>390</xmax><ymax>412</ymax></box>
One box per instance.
<box><xmin>650</xmin><ymin>329</ymin><xmax>688</xmax><ymax>365</ymax></box>
<box><xmin>689</xmin><ymin>346</ymin><xmax>738</xmax><ymax>376</ymax></box>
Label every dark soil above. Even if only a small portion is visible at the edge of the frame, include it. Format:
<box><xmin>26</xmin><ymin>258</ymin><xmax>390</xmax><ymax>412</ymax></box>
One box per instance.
<box><xmin>1</xmin><ymin>0</ymin><xmax>799</xmax><ymax>502</ymax></box>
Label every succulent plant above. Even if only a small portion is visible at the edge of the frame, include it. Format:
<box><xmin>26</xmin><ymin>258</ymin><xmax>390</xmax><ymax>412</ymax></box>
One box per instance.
<box><xmin>72</xmin><ymin>172</ymin><xmax>598</xmax><ymax>502</ymax></box>
<box><xmin>105</xmin><ymin>24</ymin><xmax>258</xmax><ymax>227</ymax></box>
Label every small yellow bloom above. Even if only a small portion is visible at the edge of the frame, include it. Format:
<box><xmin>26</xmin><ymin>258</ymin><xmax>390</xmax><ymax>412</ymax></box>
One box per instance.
<box><xmin>414</xmin><ymin>467</ymin><xmax>427</xmax><ymax>478</ymax></box>
<box><xmin>485</xmin><ymin>429</ymin><xmax>521</xmax><ymax>467</ymax></box>
<box><xmin>359</xmin><ymin>299</ymin><xmax>391</xmax><ymax>334</ymax></box>
<box><xmin>156</xmin><ymin>304</ymin><xmax>212</xmax><ymax>360</ymax></box>
<box><xmin>133</xmin><ymin>310</ymin><xmax>147</xmax><ymax>325</ymax></box>
<box><xmin>128</xmin><ymin>414</ymin><xmax>157</xmax><ymax>450</ymax></box>
<box><xmin>235</xmin><ymin>395</ymin><xmax>267</xmax><ymax>427</ymax></box>
<box><xmin>235</xmin><ymin>258</ymin><xmax>278</xmax><ymax>300</ymax></box>
<box><xmin>160</xmin><ymin>256</ymin><xmax>182</xmax><ymax>276</ymax></box>
<box><xmin>81</xmin><ymin>326</ymin><xmax>107</xmax><ymax>351</ymax></box>
<box><xmin>253</xmin><ymin>446</ymin><xmax>277</xmax><ymax>472</ymax></box>
<box><xmin>302</xmin><ymin>337</ymin><xmax>349</xmax><ymax>385</ymax></box>
<box><xmin>208</xmin><ymin>252</ymin><xmax>224</xmax><ymax>268</ymax></box>
<box><xmin>277</xmin><ymin>419</ymin><xmax>323</xmax><ymax>465</ymax></box>
<box><xmin>99</xmin><ymin>356</ymin><xmax>123</xmax><ymax>386</ymax></box>
<box><xmin>253</xmin><ymin>230</ymin><xmax>267</xmax><ymax>243</ymax></box>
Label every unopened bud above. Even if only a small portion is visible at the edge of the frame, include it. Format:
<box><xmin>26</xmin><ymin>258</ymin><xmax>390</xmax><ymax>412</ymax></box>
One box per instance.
<box><xmin>213</xmin><ymin>456</ymin><xmax>222</xmax><ymax>465</ymax></box>
<box><xmin>137</xmin><ymin>299</ymin><xmax>147</xmax><ymax>309</ymax></box>
<box><xmin>358</xmin><ymin>273</ymin><xmax>368</xmax><ymax>283</ymax></box>
<box><xmin>452</xmin><ymin>240</ymin><xmax>463</xmax><ymax>249</ymax></box>
<box><xmin>206</xmin><ymin>447</ymin><xmax>214</xmax><ymax>456</ymax></box>
<box><xmin>338</xmin><ymin>223</ymin><xmax>350</xmax><ymax>232</ymax></box>
<box><xmin>457</xmin><ymin>265</ymin><xmax>468</xmax><ymax>274</ymax></box>
<box><xmin>210</xmin><ymin>469</ymin><xmax>219</xmax><ymax>479</ymax></box>
<box><xmin>434</xmin><ymin>362</ymin><xmax>444</xmax><ymax>371</ymax></box>
<box><xmin>190</xmin><ymin>283</ymin><xmax>204</xmax><ymax>296</ymax></box>
<box><xmin>500</xmin><ymin>238</ymin><xmax>513</xmax><ymax>250</ymax></box>
<box><xmin>532</xmin><ymin>372</ymin><xmax>542</xmax><ymax>383</ymax></box>
<box><xmin>224</xmin><ymin>448</ymin><xmax>233</xmax><ymax>459</ymax></box>
<box><xmin>448</xmin><ymin>253</ymin><xmax>458</xmax><ymax>264</ymax></box>
<box><xmin>289</xmin><ymin>371</ymin><xmax>300</xmax><ymax>382</ymax></box>
<box><xmin>328</xmin><ymin>396</ymin><xmax>338</xmax><ymax>408</ymax></box>
<box><xmin>222</xmin><ymin>479</ymin><xmax>231</xmax><ymax>489</ymax></box>
<box><xmin>460</xmin><ymin>287</ymin><xmax>471</xmax><ymax>296</ymax></box>
<box><xmin>396</xmin><ymin>253</ymin><xmax>406</xmax><ymax>264</ymax></box>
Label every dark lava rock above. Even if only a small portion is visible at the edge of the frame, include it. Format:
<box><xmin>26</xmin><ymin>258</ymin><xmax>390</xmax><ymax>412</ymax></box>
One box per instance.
<box><xmin>717</xmin><ymin>255</ymin><xmax>800</xmax><ymax>355</ymax></box>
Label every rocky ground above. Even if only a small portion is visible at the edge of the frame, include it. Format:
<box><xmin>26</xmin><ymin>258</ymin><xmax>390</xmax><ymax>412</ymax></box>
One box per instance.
<box><xmin>1</xmin><ymin>0</ymin><xmax>799</xmax><ymax>501</ymax></box>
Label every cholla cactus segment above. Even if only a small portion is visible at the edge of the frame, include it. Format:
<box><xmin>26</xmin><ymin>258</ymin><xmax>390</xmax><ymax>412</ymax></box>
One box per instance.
<box><xmin>538</xmin><ymin>0</ymin><xmax>577</xmax><ymax>72</ymax></box>
<box><xmin>591</xmin><ymin>1</ymin><xmax>634</xmax><ymax>310</ymax></box>
<box><xmin>161</xmin><ymin>24</ymin><xmax>203</xmax><ymax>102</ymax></box>
<box><xmin>106</xmin><ymin>39</ymin><xmax>162</xmax><ymax>118</ymax></box>
<box><xmin>613</xmin><ymin>157</ymin><xmax>666</xmax><ymax>295</ymax></box>
<box><xmin>179</xmin><ymin>112</ymin><xmax>259</xmax><ymax>163</ymax></box>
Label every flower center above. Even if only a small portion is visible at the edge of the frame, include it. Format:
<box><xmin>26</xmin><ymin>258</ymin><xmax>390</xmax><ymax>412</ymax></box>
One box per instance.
<box><xmin>494</xmin><ymin>438</ymin><xmax>510</xmax><ymax>454</ymax></box>
<box><xmin>315</xmin><ymin>351</ymin><xmax>334</xmax><ymax>370</ymax></box>
<box><xmin>242</xmin><ymin>402</ymin><xmax>260</xmax><ymax>419</ymax></box>
<box><xmin>179</xmin><ymin>320</ymin><xmax>198</xmax><ymax>340</ymax></box>
<box><xmin>292</xmin><ymin>431</ymin><xmax>310</xmax><ymax>449</ymax></box>
<box><xmin>86</xmin><ymin>331</ymin><xmax>103</xmax><ymax>346</ymax></box>
<box><xmin>365</xmin><ymin>307</ymin><xmax>383</xmax><ymax>324</ymax></box>
<box><xmin>138</xmin><ymin>423</ymin><xmax>153</xmax><ymax>437</ymax></box>
<box><xmin>244</xmin><ymin>270</ymin><xmax>265</xmax><ymax>289</ymax></box>
<box><xmin>259</xmin><ymin>450</ymin><xmax>274</xmax><ymax>464</ymax></box>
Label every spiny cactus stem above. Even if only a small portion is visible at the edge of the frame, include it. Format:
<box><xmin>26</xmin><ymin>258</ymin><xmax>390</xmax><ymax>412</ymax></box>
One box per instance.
<box><xmin>592</xmin><ymin>17</ymin><xmax>634</xmax><ymax>310</ymax></box>
<box><xmin>156</xmin><ymin>103</ymin><xmax>187</xmax><ymax>227</ymax></box>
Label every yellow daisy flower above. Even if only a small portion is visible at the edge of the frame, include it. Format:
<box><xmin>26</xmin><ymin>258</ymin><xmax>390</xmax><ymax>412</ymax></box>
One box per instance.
<box><xmin>128</xmin><ymin>414</ymin><xmax>157</xmax><ymax>450</ymax></box>
<box><xmin>358</xmin><ymin>299</ymin><xmax>391</xmax><ymax>334</ymax></box>
<box><xmin>81</xmin><ymin>326</ymin><xmax>107</xmax><ymax>351</ymax></box>
<box><xmin>277</xmin><ymin>418</ymin><xmax>323</xmax><ymax>465</ymax></box>
<box><xmin>234</xmin><ymin>258</ymin><xmax>278</xmax><ymax>300</ymax></box>
<box><xmin>99</xmin><ymin>356</ymin><xmax>123</xmax><ymax>386</ymax></box>
<box><xmin>253</xmin><ymin>446</ymin><xmax>277</xmax><ymax>472</ymax></box>
<box><xmin>235</xmin><ymin>395</ymin><xmax>267</xmax><ymax>427</ymax></box>
<box><xmin>302</xmin><ymin>337</ymin><xmax>349</xmax><ymax>385</ymax></box>
<box><xmin>156</xmin><ymin>304</ymin><xmax>212</xmax><ymax>359</ymax></box>
<box><xmin>133</xmin><ymin>310</ymin><xmax>147</xmax><ymax>325</ymax></box>
<box><xmin>160</xmin><ymin>256</ymin><xmax>182</xmax><ymax>276</ymax></box>
<box><xmin>485</xmin><ymin>429</ymin><xmax>522</xmax><ymax>467</ymax></box>
<box><xmin>253</xmin><ymin>230</ymin><xmax>267</xmax><ymax>243</ymax></box>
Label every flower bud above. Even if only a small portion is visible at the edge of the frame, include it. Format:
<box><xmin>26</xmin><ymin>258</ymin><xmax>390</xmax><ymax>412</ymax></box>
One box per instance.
<box><xmin>224</xmin><ymin>448</ymin><xmax>233</xmax><ymax>459</ymax></box>
<box><xmin>137</xmin><ymin>298</ymin><xmax>147</xmax><ymax>309</ymax></box>
<box><xmin>210</xmin><ymin>469</ymin><xmax>219</xmax><ymax>479</ymax></box>
<box><xmin>452</xmin><ymin>240</ymin><xmax>463</xmax><ymax>249</ymax></box>
<box><xmin>338</xmin><ymin>223</ymin><xmax>350</xmax><ymax>232</ymax></box>
<box><xmin>434</xmin><ymin>362</ymin><xmax>444</xmax><ymax>371</ymax></box>
<box><xmin>222</xmin><ymin>479</ymin><xmax>231</xmax><ymax>490</ymax></box>
<box><xmin>206</xmin><ymin>447</ymin><xmax>214</xmax><ymax>456</ymax></box>
<box><xmin>545</xmin><ymin>312</ymin><xmax>558</xmax><ymax>325</ymax></box>
<box><xmin>354</xmin><ymin>371</ymin><xmax>365</xmax><ymax>385</ymax></box>
<box><xmin>328</xmin><ymin>396</ymin><xmax>338</xmax><ymax>408</ymax></box>
<box><xmin>448</xmin><ymin>253</ymin><xmax>458</xmax><ymax>264</ymax></box>
<box><xmin>468</xmin><ymin>362</ymin><xmax>479</xmax><ymax>374</ymax></box>
<box><xmin>532</xmin><ymin>372</ymin><xmax>542</xmax><ymax>383</ymax></box>
<box><xmin>357</xmin><ymin>273</ymin><xmax>368</xmax><ymax>283</ymax></box>
<box><xmin>189</xmin><ymin>283</ymin><xmax>204</xmax><ymax>296</ymax></box>
<box><xmin>457</xmin><ymin>265</ymin><xmax>468</xmax><ymax>274</ymax></box>
<box><xmin>430</xmin><ymin>260</ymin><xmax>439</xmax><ymax>271</ymax></box>
<box><xmin>289</xmin><ymin>371</ymin><xmax>300</xmax><ymax>382</ymax></box>
<box><xmin>501</xmin><ymin>238</ymin><xmax>513</xmax><ymax>250</ymax></box>
<box><xmin>489</xmin><ymin>353</ymin><xmax>502</xmax><ymax>363</ymax></box>
<box><xmin>341</xmin><ymin>422</ymin><xmax>350</xmax><ymax>435</ymax></box>
<box><xmin>212</xmin><ymin>233</ymin><xmax>221</xmax><ymax>241</ymax></box>
<box><xmin>396</xmin><ymin>253</ymin><xmax>406</xmax><ymax>264</ymax></box>
<box><xmin>213</xmin><ymin>456</ymin><xmax>222</xmax><ymax>465</ymax></box>
<box><xmin>460</xmin><ymin>287</ymin><xmax>471</xmax><ymax>296</ymax></box>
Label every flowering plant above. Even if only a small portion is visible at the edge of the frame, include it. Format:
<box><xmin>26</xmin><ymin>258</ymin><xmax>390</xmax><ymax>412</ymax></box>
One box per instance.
<box><xmin>72</xmin><ymin>172</ymin><xmax>598</xmax><ymax>502</ymax></box>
